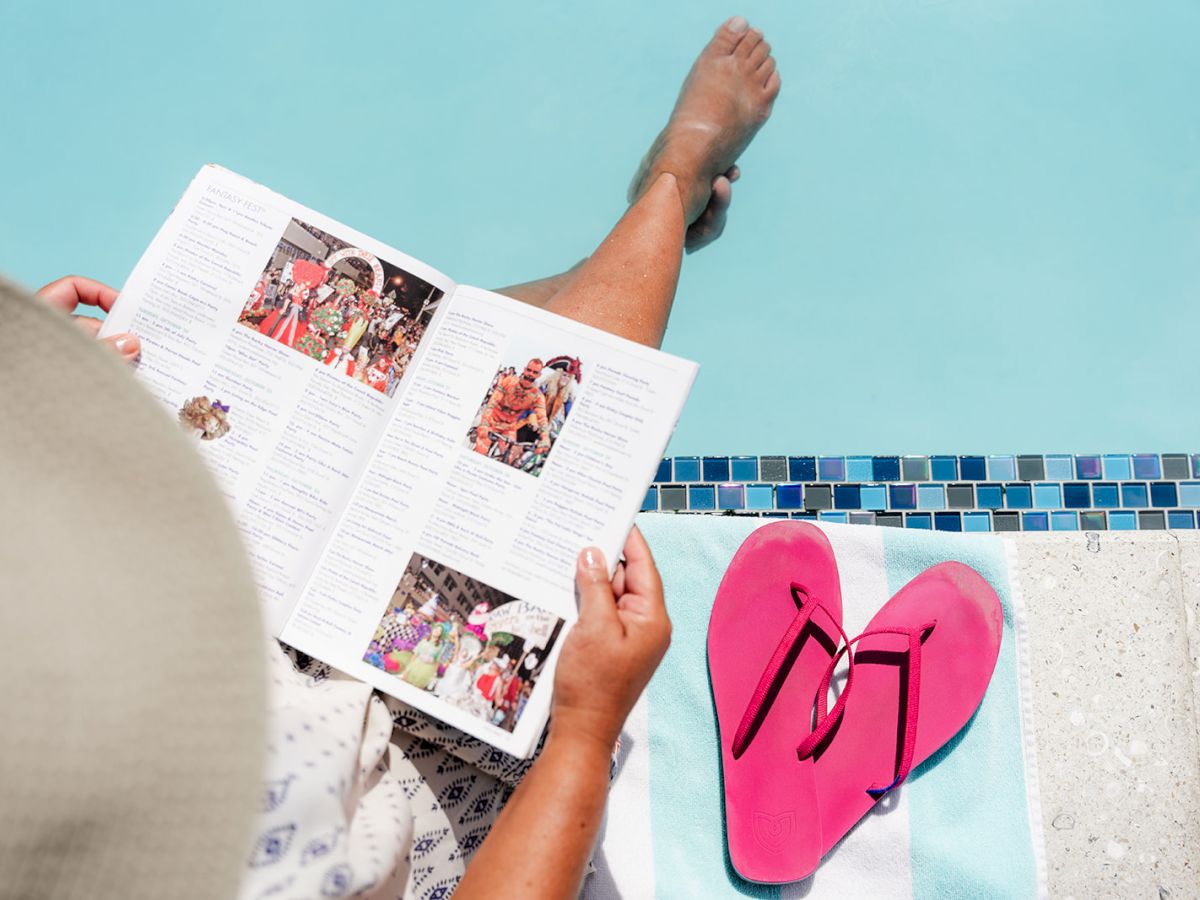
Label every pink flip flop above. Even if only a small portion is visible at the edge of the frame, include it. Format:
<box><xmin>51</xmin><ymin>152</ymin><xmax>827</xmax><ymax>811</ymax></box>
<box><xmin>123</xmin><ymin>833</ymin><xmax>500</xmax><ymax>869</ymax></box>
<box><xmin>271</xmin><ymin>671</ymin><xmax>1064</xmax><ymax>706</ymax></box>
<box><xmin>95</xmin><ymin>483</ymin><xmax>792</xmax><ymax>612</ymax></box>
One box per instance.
<box><xmin>796</xmin><ymin>561</ymin><xmax>1003</xmax><ymax>867</ymax></box>
<box><xmin>708</xmin><ymin>521</ymin><xmax>849</xmax><ymax>883</ymax></box>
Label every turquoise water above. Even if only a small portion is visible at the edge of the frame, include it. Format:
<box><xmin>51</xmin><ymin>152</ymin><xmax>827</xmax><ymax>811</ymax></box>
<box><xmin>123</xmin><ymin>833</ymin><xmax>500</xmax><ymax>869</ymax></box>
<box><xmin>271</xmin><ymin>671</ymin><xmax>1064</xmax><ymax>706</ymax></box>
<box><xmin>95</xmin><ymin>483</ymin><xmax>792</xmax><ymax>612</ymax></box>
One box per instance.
<box><xmin>3</xmin><ymin>1</ymin><xmax>1196</xmax><ymax>454</ymax></box>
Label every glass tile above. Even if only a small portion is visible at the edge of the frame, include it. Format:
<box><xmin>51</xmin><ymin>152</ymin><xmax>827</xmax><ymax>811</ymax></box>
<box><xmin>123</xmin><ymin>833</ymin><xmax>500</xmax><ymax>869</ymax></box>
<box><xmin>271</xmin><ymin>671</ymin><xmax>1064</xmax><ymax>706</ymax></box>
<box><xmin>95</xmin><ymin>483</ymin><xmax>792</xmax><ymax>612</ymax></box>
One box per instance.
<box><xmin>791</xmin><ymin>513</ymin><xmax>818</xmax><ymax>520</ymax></box>
<box><xmin>917</xmin><ymin>484</ymin><xmax>946</xmax><ymax>510</ymax></box>
<box><xmin>1108</xmin><ymin>511</ymin><xmax>1137</xmax><ymax>530</ymax></box>
<box><xmin>1045</xmin><ymin>454</ymin><xmax>1073</xmax><ymax>481</ymax></box>
<box><xmin>1103</xmin><ymin>455</ymin><xmax>1132</xmax><ymax>480</ymax></box>
<box><xmin>846</xmin><ymin>456</ymin><xmax>873</xmax><ymax>481</ymax></box>
<box><xmin>1150</xmin><ymin>482</ymin><xmax>1177</xmax><ymax>508</ymax></box>
<box><xmin>641</xmin><ymin>486</ymin><xmax>658</xmax><ymax>511</ymax></box>
<box><xmin>731</xmin><ymin>456</ymin><xmax>758</xmax><ymax>481</ymax></box>
<box><xmin>901</xmin><ymin>456</ymin><xmax>930</xmax><ymax>481</ymax></box>
<box><xmin>1167</xmin><ymin>510</ymin><xmax>1195</xmax><ymax>529</ymax></box>
<box><xmin>819</xmin><ymin>511</ymin><xmax>848</xmax><ymax>523</ymax></box>
<box><xmin>745</xmin><ymin>484</ymin><xmax>774</xmax><ymax>510</ymax></box>
<box><xmin>1079</xmin><ymin>511</ymin><xmax>1107</xmax><ymax>531</ymax></box>
<box><xmin>1075</xmin><ymin>455</ymin><xmax>1102</xmax><ymax>479</ymax></box>
<box><xmin>1193</xmin><ymin>454</ymin><xmax>1200</xmax><ymax>478</ymax></box>
<box><xmin>717</xmin><ymin>483</ymin><xmax>745</xmax><ymax>510</ymax></box>
<box><xmin>987</xmin><ymin>455</ymin><xmax>1017</xmax><ymax>481</ymax></box>
<box><xmin>1092</xmin><ymin>483</ymin><xmax>1119</xmax><ymax>508</ymax></box>
<box><xmin>1017</xmin><ymin>455</ymin><xmax>1045</xmax><ymax>481</ymax></box>
<box><xmin>876</xmin><ymin>513</ymin><xmax>904</xmax><ymax>528</ymax></box>
<box><xmin>906</xmin><ymin>513</ymin><xmax>932</xmax><ymax>529</ymax></box>
<box><xmin>688</xmin><ymin>485</ymin><xmax>715</xmax><ymax>511</ymax></box>
<box><xmin>931</xmin><ymin>455</ymin><xmax>958</xmax><ymax>481</ymax></box>
<box><xmin>889</xmin><ymin>483</ymin><xmax>917</xmax><ymax>510</ymax></box>
<box><xmin>1138</xmin><ymin>510</ymin><xmax>1166</xmax><ymax>530</ymax></box>
<box><xmin>762</xmin><ymin>511</ymin><xmax>789</xmax><ymax>518</ymax></box>
<box><xmin>1161</xmin><ymin>454</ymin><xmax>1190</xmax><ymax>480</ymax></box>
<box><xmin>674</xmin><ymin>457</ymin><xmax>700</xmax><ymax>482</ymax></box>
<box><xmin>1132</xmin><ymin>453</ymin><xmax>1162</xmax><ymax>479</ymax></box>
<box><xmin>993</xmin><ymin>512</ymin><xmax>1021</xmax><ymax>532</ymax></box>
<box><xmin>788</xmin><ymin>456</ymin><xmax>816</xmax><ymax>481</ymax></box>
<box><xmin>1004</xmin><ymin>483</ymin><xmax>1033</xmax><ymax>509</ymax></box>
<box><xmin>834</xmin><ymin>484</ymin><xmax>861</xmax><ymax>509</ymax></box>
<box><xmin>860</xmin><ymin>485</ymin><xmax>888</xmax><ymax>510</ymax></box>
<box><xmin>934</xmin><ymin>512</ymin><xmax>962</xmax><ymax>532</ymax></box>
<box><xmin>775</xmin><ymin>483</ymin><xmax>804</xmax><ymax>509</ymax></box>
<box><xmin>804</xmin><ymin>484</ymin><xmax>832</xmax><ymax>510</ymax></box>
<box><xmin>847</xmin><ymin>511</ymin><xmax>876</xmax><ymax>526</ymax></box>
<box><xmin>1179</xmin><ymin>483</ymin><xmax>1200</xmax><ymax>508</ymax></box>
<box><xmin>946</xmin><ymin>484</ymin><xmax>975</xmax><ymax>509</ymax></box>
<box><xmin>959</xmin><ymin>456</ymin><xmax>986</xmax><ymax>480</ymax></box>
<box><xmin>654</xmin><ymin>459</ymin><xmax>672</xmax><ymax>483</ymax></box>
<box><xmin>976</xmin><ymin>484</ymin><xmax>1004</xmax><ymax>509</ymax></box>
<box><xmin>760</xmin><ymin>456</ymin><xmax>788</xmax><ymax>481</ymax></box>
<box><xmin>703</xmin><ymin>457</ymin><xmax>730</xmax><ymax>482</ymax></box>
<box><xmin>963</xmin><ymin>511</ymin><xmax>992</xmax><ymax>532</ymax></box>
<box><xmin>1033</xmin><ymin>483</ymin><xmax>1062</xmax><ymax>509</ymax></box>
<box><xmin>1120</xmin><ymin>483</ymin><xmax>1149</xmax><ymax>508</ymax></box>
<box><xmin>1062</xmin><ymin>483</ymin><xmax>1091</xmax><ymax>509</ymax></box>
<box><xmin>818</xmin><ymin>456</ymin><xmax>846</xmax><ymax>481</ymax></box>
<box><xmin>873</xmin><ymin>456</ymin><xmax>901</xmax><ymax>481</ymax></box>
<box><xmin>1022</xmin><ymin>512</ymin><xmax>1049</xmax><ymax>531</ymax></box>
<box><xmin>1050</xmin><ymin>511</ymin><xmax>1078</xmax><ymax>530</ymax></box>
<box><xmin>660</xmin><ymin>485</ymin><xmax>687</xmax><ymax>511</ymax></box>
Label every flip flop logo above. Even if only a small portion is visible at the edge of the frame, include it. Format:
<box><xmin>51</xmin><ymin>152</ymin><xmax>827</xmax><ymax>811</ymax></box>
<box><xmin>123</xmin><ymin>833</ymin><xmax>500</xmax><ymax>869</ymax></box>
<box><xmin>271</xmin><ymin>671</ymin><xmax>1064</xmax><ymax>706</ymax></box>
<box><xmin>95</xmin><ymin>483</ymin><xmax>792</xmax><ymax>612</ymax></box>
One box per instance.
<box><xmin>752</xmin><ymin>811</ymin><xmax>795</xmax><ymax>852</ymax></box>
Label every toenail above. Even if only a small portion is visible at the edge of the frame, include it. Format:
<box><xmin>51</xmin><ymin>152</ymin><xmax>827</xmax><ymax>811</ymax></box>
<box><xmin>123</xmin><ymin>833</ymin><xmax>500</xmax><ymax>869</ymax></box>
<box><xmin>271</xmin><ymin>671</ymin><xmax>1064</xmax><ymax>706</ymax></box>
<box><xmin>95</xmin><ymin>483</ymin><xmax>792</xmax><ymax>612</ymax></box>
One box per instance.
<box><xmin>727</xmin><ymin>16</ymin><xmax>749</xmax><ymax>33</ymax></box>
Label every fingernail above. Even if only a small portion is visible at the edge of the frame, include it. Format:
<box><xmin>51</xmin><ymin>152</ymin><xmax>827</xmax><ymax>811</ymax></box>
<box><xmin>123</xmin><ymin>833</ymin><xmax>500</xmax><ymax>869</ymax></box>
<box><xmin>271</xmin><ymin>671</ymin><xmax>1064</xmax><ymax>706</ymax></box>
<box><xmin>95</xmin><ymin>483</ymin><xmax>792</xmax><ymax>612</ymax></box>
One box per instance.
<box><xmin>727</xmin><ymin>16</ymin><xmax>749</xmax><ymax>32</ymax></box>
<box><xmin>582</xmin><ymin>547</ymin><xmax>602</xmax><ymax>570</ymax></box>
<box><xmin>113</xmin><ymin>333</ymin><xmax>141</xmax><ymax>357</ymax></box>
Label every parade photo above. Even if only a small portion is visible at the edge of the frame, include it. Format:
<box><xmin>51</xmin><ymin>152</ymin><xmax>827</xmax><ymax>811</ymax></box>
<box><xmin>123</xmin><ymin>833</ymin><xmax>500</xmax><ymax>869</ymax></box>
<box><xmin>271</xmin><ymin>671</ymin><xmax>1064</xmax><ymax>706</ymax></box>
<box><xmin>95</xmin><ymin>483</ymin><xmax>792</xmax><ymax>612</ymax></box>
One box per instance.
<box><xmin>238</xmin><ymin>218</ymin><xmax>443</xmax><ymax>396</ymax></box>
<box><xmin>363</xmin><ymin>552</ymin><xmax>564</xmax><ymax>733</ymax></box>
<box><xmin>465</xmin><ymin>337</ymin><xmax>584</xmax><ymax>477</ymax></box>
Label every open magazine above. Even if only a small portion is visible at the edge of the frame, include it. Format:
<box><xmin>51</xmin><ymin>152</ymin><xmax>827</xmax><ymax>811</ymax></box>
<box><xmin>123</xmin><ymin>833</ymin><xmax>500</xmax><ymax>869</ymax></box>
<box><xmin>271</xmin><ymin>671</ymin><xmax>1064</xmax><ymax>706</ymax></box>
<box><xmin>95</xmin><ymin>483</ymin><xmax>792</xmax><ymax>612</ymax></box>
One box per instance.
<box><xmin>100</xmin><ymin>165</ymin><xmax>697</xmax><ymax>757</ymax></box>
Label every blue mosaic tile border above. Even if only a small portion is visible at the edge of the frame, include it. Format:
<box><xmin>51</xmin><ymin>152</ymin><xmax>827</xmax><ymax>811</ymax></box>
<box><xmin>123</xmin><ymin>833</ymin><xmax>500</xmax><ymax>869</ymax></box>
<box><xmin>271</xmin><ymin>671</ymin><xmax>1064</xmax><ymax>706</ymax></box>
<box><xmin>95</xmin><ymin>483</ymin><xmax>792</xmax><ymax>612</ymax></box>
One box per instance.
<box><xmin>642</xmin><ymin>454</ymin><xmax>1200</xmax><ymax>532</ymax></box>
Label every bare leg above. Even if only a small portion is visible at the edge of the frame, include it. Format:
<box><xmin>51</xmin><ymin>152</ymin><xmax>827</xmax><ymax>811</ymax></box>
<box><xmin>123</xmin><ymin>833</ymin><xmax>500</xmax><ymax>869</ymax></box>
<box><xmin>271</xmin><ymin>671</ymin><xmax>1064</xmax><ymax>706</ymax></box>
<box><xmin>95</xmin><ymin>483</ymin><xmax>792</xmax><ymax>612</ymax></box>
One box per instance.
<box><xmin>542</xmin><ymin>172</ymin><xmax>687</xmax><ymax>349</ymax></box>
<box><xmin>495</xmin><ymin>17</ymin><xmax>778</xmax><ymax>322</ymax></box>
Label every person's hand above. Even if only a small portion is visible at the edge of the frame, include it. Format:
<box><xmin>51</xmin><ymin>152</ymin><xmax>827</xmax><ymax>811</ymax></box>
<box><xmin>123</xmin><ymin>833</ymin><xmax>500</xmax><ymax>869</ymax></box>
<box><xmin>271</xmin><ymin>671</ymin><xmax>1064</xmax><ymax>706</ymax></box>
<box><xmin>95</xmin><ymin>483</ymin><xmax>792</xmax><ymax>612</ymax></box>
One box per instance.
<box><xmin>551</xmin><ymin>526</ymin><xmax>671</xmax><ymax>751</ymax></box>
<box><xmin>37</xmin><ymin>275</ymin><xmax>140</xmax><ymax>364</ymax></box>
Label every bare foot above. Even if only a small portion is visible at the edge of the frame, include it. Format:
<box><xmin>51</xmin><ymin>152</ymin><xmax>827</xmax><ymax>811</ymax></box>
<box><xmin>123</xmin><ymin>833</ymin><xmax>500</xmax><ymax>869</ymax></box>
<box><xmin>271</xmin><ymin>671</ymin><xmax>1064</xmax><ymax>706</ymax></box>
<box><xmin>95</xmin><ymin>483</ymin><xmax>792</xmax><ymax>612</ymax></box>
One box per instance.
<box><xmin>629</xmin><ymin>17</ymin><xmax>780</xmax><ymax>240</ymax></box>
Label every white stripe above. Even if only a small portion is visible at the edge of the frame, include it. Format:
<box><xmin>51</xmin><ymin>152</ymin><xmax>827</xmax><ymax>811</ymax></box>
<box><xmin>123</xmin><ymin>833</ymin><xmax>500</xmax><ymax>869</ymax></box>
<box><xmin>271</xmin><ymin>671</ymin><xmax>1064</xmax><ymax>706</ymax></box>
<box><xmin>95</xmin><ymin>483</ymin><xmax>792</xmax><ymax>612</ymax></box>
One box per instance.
<box><xmin>583</xmin><ymin>691</ymin><xmax>655</xmax><ymax>899</ymax></box>
<box><xmin>1003</xmin><ymin>539</ymin><xmax>1050</xmax><ymax>899</ymax></box>
<box><xmin>782</xmin><ymin>523</ymin><xmax>914</xmax><ymax>900</ymax></box>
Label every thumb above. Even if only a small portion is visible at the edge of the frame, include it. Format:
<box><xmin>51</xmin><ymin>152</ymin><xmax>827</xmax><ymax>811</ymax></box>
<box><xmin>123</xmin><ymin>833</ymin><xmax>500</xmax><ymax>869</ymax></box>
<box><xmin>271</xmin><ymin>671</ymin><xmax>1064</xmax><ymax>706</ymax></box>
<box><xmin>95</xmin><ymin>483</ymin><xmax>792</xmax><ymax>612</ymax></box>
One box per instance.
<box><xmin>575</xmin><ymin>547</ymin><xmax>619</xmax><ymax>629</ymax></box>
<box><xmin>100</xmin><ymin>332</ymin><xmax>142</xmax><ymax>363</ymax></box>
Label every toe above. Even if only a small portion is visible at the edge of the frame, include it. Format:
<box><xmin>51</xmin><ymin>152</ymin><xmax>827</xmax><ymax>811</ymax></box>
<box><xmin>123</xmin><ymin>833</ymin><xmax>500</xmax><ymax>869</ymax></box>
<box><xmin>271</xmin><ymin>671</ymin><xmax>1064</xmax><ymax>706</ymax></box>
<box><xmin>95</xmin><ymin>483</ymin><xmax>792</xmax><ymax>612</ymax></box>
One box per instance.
<box><xmin>735</xmin><ymin>27</ymin><xmax>764</xmax><ymax>60</ymax></box>
<box><xmin>764</xmin><ymin>70</ymin><xmax>782</xmax><ymax>101</ymax></box>
<box><xmin>716</xmin><ymin>16</ymin><xmax>750</xmax><ymax>52</ymax></box>
<box><xmin>748</xmin><ymin>39</ymin><xmax>771</xmax><ymax>70</ymax></box>
<box><xmin>710</xmin><ymin>174</ymin><xmax>733</xmax><ymax>212</ymax></box>
<box><xmin>759</xmin><ymin>56</ymin><xmax>777</xmax><ymax>85</ymax></box>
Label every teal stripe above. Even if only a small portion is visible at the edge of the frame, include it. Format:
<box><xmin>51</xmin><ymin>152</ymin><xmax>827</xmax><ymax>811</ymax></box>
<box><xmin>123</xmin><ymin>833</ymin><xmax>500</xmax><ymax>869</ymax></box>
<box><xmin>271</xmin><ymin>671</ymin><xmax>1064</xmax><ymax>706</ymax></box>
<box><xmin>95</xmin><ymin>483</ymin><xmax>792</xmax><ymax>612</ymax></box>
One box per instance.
<box><xmin>641</xmin><ymin>515</ymin><xmax>778</xmax><ymax>898</ymax></box>
<box><xmin>881</xmin><ymin>531</ymin><xmax>1037</xmax><ymax>899</ymax></box>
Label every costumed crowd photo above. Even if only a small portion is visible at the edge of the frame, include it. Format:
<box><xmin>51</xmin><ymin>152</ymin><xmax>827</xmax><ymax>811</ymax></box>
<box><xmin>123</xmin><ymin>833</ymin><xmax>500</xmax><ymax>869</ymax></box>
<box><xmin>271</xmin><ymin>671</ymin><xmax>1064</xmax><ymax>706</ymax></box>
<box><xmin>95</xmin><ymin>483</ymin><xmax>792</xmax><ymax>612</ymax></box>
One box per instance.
<box><xmin>466</xmin><ymin>352</ymin><xmax>583</xmax><ymax>477</ymax></box>
<box><xmin>238</xmin><ymin>218</ymin><xmax>442</xmax><ymax>396</ymax></box>
<box><xmin>363</xmin><ymin>552</ymin><xmax>564</xmax><ymax>733</ymax></box>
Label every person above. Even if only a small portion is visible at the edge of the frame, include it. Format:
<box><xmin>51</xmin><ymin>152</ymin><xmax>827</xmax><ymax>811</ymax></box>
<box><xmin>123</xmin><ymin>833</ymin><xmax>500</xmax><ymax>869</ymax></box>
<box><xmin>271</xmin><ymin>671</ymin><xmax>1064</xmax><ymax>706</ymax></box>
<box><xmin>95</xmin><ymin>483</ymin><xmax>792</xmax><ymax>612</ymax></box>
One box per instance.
<box><xmin>24</xmin><ymin>15</ymin><xmax>778</xmax><ymax>897</ymax></box>
<box><xmin>472</xmin><ymin>357</ymin><xmax>553</xmax><ymax>458</ymax></box>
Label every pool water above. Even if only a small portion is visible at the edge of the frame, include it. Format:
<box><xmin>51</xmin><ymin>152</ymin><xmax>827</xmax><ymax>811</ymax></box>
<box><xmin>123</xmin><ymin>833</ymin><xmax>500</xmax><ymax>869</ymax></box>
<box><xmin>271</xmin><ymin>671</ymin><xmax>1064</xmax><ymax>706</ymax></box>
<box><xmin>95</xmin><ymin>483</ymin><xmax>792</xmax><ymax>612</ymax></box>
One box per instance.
<box><xmin>3</xmin><ymin>1</ymin><xmax>1196</xmax><ymax>454</ymax></box>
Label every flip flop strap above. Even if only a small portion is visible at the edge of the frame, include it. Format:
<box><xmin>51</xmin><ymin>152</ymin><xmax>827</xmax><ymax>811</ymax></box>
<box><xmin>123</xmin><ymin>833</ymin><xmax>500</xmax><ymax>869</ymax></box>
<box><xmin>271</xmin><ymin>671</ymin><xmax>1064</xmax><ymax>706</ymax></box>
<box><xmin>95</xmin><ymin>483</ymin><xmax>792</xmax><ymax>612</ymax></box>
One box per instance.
<box><xmin>795</xmin><ymin>621</ymin><xmax>936</xmax><ymax>799</ymax></box>
<box><xmin>731</xmin><ymin>584</ymin><xmax>851</xmax><ymax>759</ymax></box>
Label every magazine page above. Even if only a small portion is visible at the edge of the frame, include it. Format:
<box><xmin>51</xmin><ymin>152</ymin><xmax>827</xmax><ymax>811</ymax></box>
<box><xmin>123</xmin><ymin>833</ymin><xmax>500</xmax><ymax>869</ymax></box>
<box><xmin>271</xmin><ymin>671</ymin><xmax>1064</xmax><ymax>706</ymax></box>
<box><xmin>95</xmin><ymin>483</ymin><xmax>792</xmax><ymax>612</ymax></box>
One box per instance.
<box><xmin>278</xmin><ymin>284</ymin><xmax>699</xmax><ymax>756</ymax></box>
<box><xmin>100</xmin><ymin>165</ymin><xmax>456</xmax><ymax>632</ymax></box>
